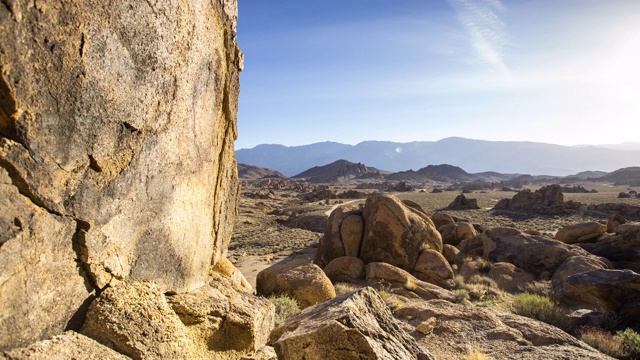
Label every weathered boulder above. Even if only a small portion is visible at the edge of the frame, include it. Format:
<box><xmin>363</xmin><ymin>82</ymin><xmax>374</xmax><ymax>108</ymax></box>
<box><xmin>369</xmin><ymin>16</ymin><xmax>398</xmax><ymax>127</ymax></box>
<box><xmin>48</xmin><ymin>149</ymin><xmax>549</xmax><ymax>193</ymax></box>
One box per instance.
<box><xmin>365</xmin><ymin>262</ymin><xmax>456</xmax><ymax>302</ymax></box>
<box><xmin>579</xmin><ymin>223</ymin><xmax>640</xmax><ymax>271</ymax></box>
<box><xmin>322</xmin><ymin>256</ymin><xmax>366</xmax><ymax>283</ymax></box>
<box><xmin>430</xmin><ymin>212</ymin><xmax>454</xmax><ymax>230</ymax></box>
<box><xmin>81</xmin><ymin>282</ymin><xmax>193</xmax><ymax>359</ymax></box>
<box><xmin>313</xmin><ymin>207</ymin><xmax>351</xmax><ymax>268</ymax></box>
<box><xmin>459</xmin><ymin>261</ymin><xmax>535</xmax><ymax>293</ymax></box>
<box><xmin>552</xmin><ymin>256</ymin><xmax>611</xmax><ymax>307</ymax></box>
<box><xmin>566</xmin><ymin>269</ymin><xmax>640</xmax><ymax>321</ymax></box>
<box><xmin>270</xmin><ymin>287</ymin><xmax>435</xmax><ymax>360</ymax></box>
<box><xmin>360</xmin><ymin>195</ymin><xmax>442</xmax><ymax>271</ymax></box>
<box><xmin>341</xmin><ymin>214</ymin><xmax>364</xmax><ymax>257</ymax></box>
<box><xmin>446</xmin><ymin>194</ymin><xmax>480</xmax><ymax>210</ymax></box>
<box><xmin>257</xmin><ymin>258</ymin><xmax>336</xmax><ymax>309</ymax></box>
<box><xmin>606</xmin><ymin>214</ymin><xmax>627</xmax><ymax>233</ymax></box>
<box><xmin>456</xmin><ymin>235</ymin><xmax>484</xmax><ymax>257</ymax></box>
<box><xmin>555</xmin><ymin>222</ymin><xmax>606</xmax><ymax>244</ymax></box>
<box><xmin>395</xmin><ymin>299</ymin><xmax>611</xmax><ymax>359</ymax></box>
<box><xmin>493</xmin><ymin>185</ymin><xmax>565</xmax><ymax>213</ymax></box>
<box><xmin>0</xmin><ymin>169</ymin><xmax>90</xmax><ymax>350</ymax></box>
<box><xmin>412</xmin><ymin>249</ymin><xmax>454</xmax><ymax>288</ymax></box>
<box><xmin>1</xmin><ymin>0</ymin><xmax>242</xmax><ymax>348</ymax></box>
<box><xmin>1</xmin><ymin>332</ymin><xmax>129</xmax><ymax>360</ymax></box>
<box><xmin>442</xmin><ymin>244</ymin><xmax>461</xmax><ymax>266</ymax></box>
<box><xmin>482</xmin><ymin>227</ymin><xmax>594</xmax><ymax>278</ymax></box>
<box><xmin>439</xmin><ymin>221</ymin><xmax>478</xmax><ymax>246</ymax></box>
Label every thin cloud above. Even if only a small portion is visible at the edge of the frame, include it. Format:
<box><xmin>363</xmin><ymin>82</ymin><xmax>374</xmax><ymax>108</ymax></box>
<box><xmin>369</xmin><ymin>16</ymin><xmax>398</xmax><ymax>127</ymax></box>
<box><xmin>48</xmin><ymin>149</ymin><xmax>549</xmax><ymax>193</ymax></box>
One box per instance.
<box><xmin>449</xmin><ymin>0</ymin><xmax>510</xmax><ymax>74</ymax></box>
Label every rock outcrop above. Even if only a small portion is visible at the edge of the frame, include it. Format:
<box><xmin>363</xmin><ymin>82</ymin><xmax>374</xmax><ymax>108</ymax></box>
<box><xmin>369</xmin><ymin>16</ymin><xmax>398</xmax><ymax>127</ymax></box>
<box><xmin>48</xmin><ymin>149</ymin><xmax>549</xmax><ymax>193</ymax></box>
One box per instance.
<box><xmin>493</xmin><ymin>184</ymin><xmax>565</xmax><ymax>213</ymax></box>
<box><xmin>270</xmin><ymin>287</ymin><xmax>435</xmax><ymax>360</ymax></box>
<box><xmin>1</xmin><ymin>0</ymin><xmax>242</xmax><ymax>351</ymax></box>
<box><xmin>445</xmin><ymin>194</ymin><xmax>480</xmax><ymax>210</ymax></box>
<box><xmin>555</xmin><ymin>222</ymin><xmax>607</xmax><ymax>244</ymax></box>
<box><xmin>1</xmin><ymin>332</ymin><xmax>129</xmax><ymax>360</ymax></box>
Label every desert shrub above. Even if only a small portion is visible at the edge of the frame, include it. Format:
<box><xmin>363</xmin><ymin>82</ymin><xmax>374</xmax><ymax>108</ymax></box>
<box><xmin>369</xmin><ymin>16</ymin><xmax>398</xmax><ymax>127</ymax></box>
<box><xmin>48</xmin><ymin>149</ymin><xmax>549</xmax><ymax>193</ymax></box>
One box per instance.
<box><xmin>453</xmin><ymin>289</ymin><xmax>470</xmax><ymax>303</ymax></box>
<box><xmin>454</xmin><ymin>275</ymin><xmax>502</xmax><ymax>303</ymax></box>
<box><xmin>333</xmin><ymin>282</ymin><xmax>363</xmax><ymax>296</ymax></box>
<box><xmin>465</xmin><ymin>349</ymin><xmax>488</xmax><ymax>360</ymax></box>
<box><xmin>476</xmin><ymin>259</ymin><xmax>492</xmax><ymax>273</ymax></box>
<box><xmin>517</xmin><ymin>280</ymin><xmax>552</xmax><ymax>296</ymax></box>
<box><xmin>617</xmin><ymin>328</ymin><xmax>640</xmax><ymax>359</ymax></box>
<box><xmin>580</xmin><ymin>326</ymin><xmax>625</xmax><ymax>358</ymax></box>
<box><xmin>511</xmin><ymin>293</ymin><xmax>571</xmax><ymax>330</ymax></box>
<box><xmin>268</xmin><ymin>294</ymin><xmax>301</xmax><ymax>327</ymax></box>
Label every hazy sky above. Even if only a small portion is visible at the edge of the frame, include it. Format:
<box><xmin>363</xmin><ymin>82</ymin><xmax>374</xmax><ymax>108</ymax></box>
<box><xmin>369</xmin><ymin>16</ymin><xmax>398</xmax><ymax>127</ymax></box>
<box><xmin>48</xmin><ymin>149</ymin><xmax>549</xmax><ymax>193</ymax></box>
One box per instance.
<box><xmin>236</xmin><ymin>0</ymin><xmax>640</xmax><ymax>150</ymax></box>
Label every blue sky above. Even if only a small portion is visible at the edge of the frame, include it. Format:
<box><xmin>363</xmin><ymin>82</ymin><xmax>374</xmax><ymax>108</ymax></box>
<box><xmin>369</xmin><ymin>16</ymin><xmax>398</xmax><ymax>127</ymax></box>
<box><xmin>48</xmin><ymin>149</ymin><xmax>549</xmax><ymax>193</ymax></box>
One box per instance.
<box><xmin>236</xmin><ymin>0</ymin><xmax>640</xmax><ymax>150</ymax></box>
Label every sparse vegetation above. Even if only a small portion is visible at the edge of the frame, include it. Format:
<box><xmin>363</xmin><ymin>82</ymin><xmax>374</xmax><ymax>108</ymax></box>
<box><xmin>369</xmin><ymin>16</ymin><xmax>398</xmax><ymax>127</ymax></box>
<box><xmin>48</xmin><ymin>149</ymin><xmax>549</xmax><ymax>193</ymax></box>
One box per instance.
<box><xmin>465</xmin><ymin>349</ymin><xmax>488</xmax><ymax>360</ymax></box>
<box><xmin>476</xmin><ymin>259</ymin><xmax>492</xmax><ymax>273</ymax></box>
<box><xmin>517</xmin><ymin>280</ymin><xmax>552</xmax><ymax>296</ymax></box>
<box><xmin>334</xmin><ymin>282</ymin><xmax>364</xmax><ymax>296</ymax></box>
<box><xmin>511</xmin><ymin>293</ymin><xmax>571</xmax><ymax>330</ymax></box>
<box><xmin>580</xmin><ymin>326</ymin><xmax>625</xmax><ymax>358</ymax></box>
<box><xmin>268</xmin><ymin>294</ymin><xmax>301</xmax><ymax>327</ymax></box>
<box><xmin>617</xmin><ymin>328</ymin><xmax>640</xmax><ymax>359</ymax></box>
<box><xmin>453</xmin><ymin>275</ymin><xmax>502</xmax><ymax>303</ymax></box>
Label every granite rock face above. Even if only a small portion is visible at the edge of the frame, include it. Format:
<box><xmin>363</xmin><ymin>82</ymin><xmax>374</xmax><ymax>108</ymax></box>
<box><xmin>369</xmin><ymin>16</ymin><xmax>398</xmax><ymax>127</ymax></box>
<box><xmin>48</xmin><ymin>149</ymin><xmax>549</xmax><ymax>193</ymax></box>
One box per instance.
<box><xmin>0</xmin><ymin>0</ymin><xmax>241</xmax><ymax>349</ymax></box>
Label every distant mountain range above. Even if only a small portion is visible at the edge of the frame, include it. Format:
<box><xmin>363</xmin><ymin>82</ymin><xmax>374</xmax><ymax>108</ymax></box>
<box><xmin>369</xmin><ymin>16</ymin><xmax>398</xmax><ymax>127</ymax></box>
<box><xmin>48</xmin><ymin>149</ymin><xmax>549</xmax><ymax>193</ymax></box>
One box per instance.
<box><xmin>236</xmin><ymin>137</ymin><xmax>640</xmax><ymax>177</ymax></box>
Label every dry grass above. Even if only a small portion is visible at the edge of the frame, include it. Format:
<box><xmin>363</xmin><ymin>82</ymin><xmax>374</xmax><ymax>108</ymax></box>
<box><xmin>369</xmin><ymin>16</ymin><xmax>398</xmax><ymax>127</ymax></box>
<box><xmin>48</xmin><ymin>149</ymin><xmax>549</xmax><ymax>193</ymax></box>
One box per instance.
<box><xmin>511</xmin><ymin>293</ymin><xmax>571</xmax><ymax>331</ymax></box>
<box><xmin>334</xmin><ymin>282</ymin><xmax>364</xmax><ymax>296</ymax></box>
<box><xmin>580</xmin><ymin>327</ymin><xmax>625</xmax><ymax>358</ymax></box>
<box><xmin>465</xmin><ymin>349</ymin><xmax>488</xmax><ymax>360</ymax></box>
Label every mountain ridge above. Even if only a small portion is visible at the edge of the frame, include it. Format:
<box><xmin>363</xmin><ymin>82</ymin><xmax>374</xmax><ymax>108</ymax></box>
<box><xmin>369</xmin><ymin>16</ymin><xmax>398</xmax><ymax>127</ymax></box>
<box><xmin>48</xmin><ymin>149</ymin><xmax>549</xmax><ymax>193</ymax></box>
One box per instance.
<box><xmin>236</xmin><ymin>137</ymin><xmax>640</xmax><ymax>177</ymax></box>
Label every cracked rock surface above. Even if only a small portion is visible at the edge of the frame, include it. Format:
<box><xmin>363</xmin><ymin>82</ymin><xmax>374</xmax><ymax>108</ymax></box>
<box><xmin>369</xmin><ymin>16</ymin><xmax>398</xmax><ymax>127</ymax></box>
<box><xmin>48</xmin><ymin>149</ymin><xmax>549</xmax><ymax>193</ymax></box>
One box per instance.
<box><xmin>0</xmin><ymin>0</ymin><xmax>241</xmax><ymax>350</ymax></box>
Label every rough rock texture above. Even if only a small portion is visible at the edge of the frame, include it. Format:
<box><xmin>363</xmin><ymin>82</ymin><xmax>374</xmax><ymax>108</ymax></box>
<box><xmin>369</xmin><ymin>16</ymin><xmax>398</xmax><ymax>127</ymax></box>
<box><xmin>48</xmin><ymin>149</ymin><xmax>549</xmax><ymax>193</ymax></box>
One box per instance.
<box><xmin>606</xmin><ymin>214</ymin><xmax>627</xmax><ymax>233</ymax></box>
<box><xmin>430</xmin><ymin>212</ymin><xmax>454</xmax><ymax>231</ymax></box>
<box><xmin>322</xmin><ymin>256</ymin><xmax>366</xmax><ymax>283</ymax></box>
<box><xmin>395</xmin><ymin>299</ymin><xmax>611</xmax><ymax>360</ymax></box>
<box><xmin>442</xmin><ymin>244</ymin><xmax>461</xmax><ymax>266</ymax></box>
<box><xmin>365</xmin><ymin>262</ymin><xmax>456</xmax><ymax>302</ymax></box>
<box><xmin>482</xmin><ymin>227</ymin><xmax>594</xmax><ymax>278</ymax></box>
<box><xmin>494</xmin><ymin>185</ymin><xmax>565</xmax><ymax>213</ymax></box>
<box><xmin>313</xmin><ymin>207</ymin><xmax>351</xmax><ymax>268</ymax></box>
<box><xmin>566</xmin><ymin>269</ymin><xmax>640</xmax><ymax>321</ymax></box>
<box><xmin>341</xmin><ymin>214</ymin><xmax>364</xmax><ymax>257</ymax></box>
<box><xmin>0</xmin><ymin>169</ymin><xmax>91</xmax><ymax>350</ymax></box>
<box><xmin>445</xmin><ymin>194</ymin><xmax>480</xmax><ymax>210</ymax></box>
<box><xmin>360</xmin><ymin>195</ymin><xmax>442</xmax><ymax>271</ymax></box>
<box><xmin>555</xmin><ymin>222</ymin><xmax>607</xmax><ymax>244</ymax></box>
<box><xmin>579</xmin><ymin>223</ymin><xmax>640</xmax><ymax>272</ymax></box>
<box><xmin>459</xmin><ymin>261</ymin><xmax>535</xmax><ymax>293</ymax></box>
<box><xmin>1</xmin><ymin>332</ymin><xmax>129</xmax><ymax>360</ymax></box>
<box><xmin>1</xmin><ymin>0</ymin><xmax>241</xmax><ymax>349</ymax></box>
<box><xmin>552</xmin><ymin>256</ymin><xmax>611</xmax><ymax>307</ymax></box>
<box><xmin>270</xmin><ymin>287</ymin><xmax>435</xmax><ymax>360</ymax></box>
<box><xmin>81</xmin><ymin>282</ymin><xmax>192</xmax><ymax>359</ymax></box>
<box><xmin>439</xmin><ymin>221</ymin><xmax>478</xmax><ymax>246</ymax></box>
<box><xmin>257</xmin><ymin>258</ymin><xmax>336</xmax><ymax>309</ymax></box>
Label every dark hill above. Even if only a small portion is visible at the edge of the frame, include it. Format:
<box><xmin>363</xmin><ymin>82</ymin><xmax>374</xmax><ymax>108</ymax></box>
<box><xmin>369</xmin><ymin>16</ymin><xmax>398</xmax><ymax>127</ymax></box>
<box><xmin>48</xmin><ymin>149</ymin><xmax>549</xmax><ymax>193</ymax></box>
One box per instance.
<box><xmin>388</xmin><ymin>164</ymin><xmax>476</xmax><ymax>182</ymax></box>
<box><xmin>600</xmin><ymin>167</ymin><xmax>640</xmax><ymax>186</ymax></box>
<box><xmin>292</xmin><ymin>159</ymin><xmax>385</xmax><ymax>180</ymax></box>
<box><xmin>238</xmin><ymin>163</ymin><xmax>285</xmax><ymax>180</ymax></box>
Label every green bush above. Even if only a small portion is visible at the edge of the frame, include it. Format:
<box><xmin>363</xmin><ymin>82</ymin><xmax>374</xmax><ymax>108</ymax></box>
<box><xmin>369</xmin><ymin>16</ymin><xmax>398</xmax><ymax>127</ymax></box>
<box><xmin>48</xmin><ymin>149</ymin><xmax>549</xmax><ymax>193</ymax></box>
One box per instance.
<box><xmin>268</xmin><ymin>294</ymin><xmax>301</xmax><ymax>327</ymax></box>
<box><xmin>511</xmin><ymin>293</ymin><xmax>571</xmax><ymax>330</ymax></box>
<box><xmin>580</xmin><ymin>326</ymin><xmax>625</xmax><ymax>358</ymax></box>
<box><xmin>617</xmin><ymin>328</ymin><xmax>640</xmax><ymax>359</ymax></box>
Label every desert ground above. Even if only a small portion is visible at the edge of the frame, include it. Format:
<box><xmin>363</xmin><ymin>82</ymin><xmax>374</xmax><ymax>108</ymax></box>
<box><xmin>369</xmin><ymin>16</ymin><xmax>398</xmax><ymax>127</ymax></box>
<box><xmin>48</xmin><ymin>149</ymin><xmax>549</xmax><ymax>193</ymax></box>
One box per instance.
<box><xmin>229</xmin><ymin>180</ymin><xmax>640</xmax><ymax>287</ymax></box>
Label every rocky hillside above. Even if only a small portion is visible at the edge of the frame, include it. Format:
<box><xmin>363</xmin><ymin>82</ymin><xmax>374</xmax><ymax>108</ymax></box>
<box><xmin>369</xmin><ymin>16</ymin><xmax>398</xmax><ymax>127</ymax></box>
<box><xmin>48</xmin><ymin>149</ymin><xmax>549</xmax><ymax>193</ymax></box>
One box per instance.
<box><xmin>291</xmin><ymin>159</ymin><xmax>386</xmax><ymax>180</ymax></box>
<box><xmin>388</xmin><ymin>164</ymin><xmax>477</xmax><ymax>182</ymax></box>
<box><xmin>601</xmin><ymin>167</ymin><xmax>640</xmax><ymax>186</ymax></box>
<box><xmin>1</xmin><ymin>0</ymin><xmax>246</xmax><ymax>354</ymax></box>
<box><xmin>238</xmin><ymin>163</ymin><xmax>285</xmax><ymax>180</ymax></box>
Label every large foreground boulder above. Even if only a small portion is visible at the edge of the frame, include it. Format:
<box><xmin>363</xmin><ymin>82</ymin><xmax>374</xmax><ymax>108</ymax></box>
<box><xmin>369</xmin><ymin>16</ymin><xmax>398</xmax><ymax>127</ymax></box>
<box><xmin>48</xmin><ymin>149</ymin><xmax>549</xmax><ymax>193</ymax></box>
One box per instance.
<box><xmin>360</xmin><ymin>195</ymin><xmax>442</xmax><ymax>271</ymax></box>
<box><xmin>1</xmin><ymin>0</ymin><xmax>242</xmax><ymax>349</ymax></box>
<box><xmin>270</xmin><ymin>287</ymin><xmax>435</xmax><ymax>360</ymax></box>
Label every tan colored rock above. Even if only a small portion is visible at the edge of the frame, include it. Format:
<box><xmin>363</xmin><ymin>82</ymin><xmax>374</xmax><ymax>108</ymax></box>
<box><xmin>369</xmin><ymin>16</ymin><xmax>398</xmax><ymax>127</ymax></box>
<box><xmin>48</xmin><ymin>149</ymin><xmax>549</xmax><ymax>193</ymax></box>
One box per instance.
<box><xmin>365</xmin><ymin>262</ymin><xmax>455</xmax><ymax>302</ymax></box>
<box><xmin>487</xmin><ymin>262</ymin><xmax>535</xmax><ymax>293</ymax></box>
<box><xmin>555</xmin><ymin>222</ymin><xmax>607</xmax><ymax>244</ymax></box>
<box><xmin>494</xmin><ymin>185</ymin><xmax>565</xmax><ymax>214</ymax></box>
<box><xmin>446</xmin><ymin>194</ymin><xmax>480</xmax><ymax>210</ymax></box>
<box><xmin>360</xmin><ymin>195</ymin><xmax>442</xmax><ymax>271</ymax></box>
<box><xmin>431</xmin><ymin>212</ymin><xmax>455</xmax><ymax>231</ymax></box>
<box><xmin>1</xmin><ymin>0</ymin><xmax>241</xmax><ymax>347</ymax></box>
<box><xmin>606</xmin><ymin>214</ymin><xmax>627</xmax><ymax>233</ymax></box>
<box><xmin>270</xmin><ymin>287</ymin><xmax>435</xmax><ymax>360</ymax></box>
<box><xmin>395</xmin><ymin>298</ymin><xmax>611</xmax><ymax>360</ymax></box>
<box><xmin>1</xmin><ymin>332</ymin><xmax>129</xmax><ymax>360</ymax></box>
<box><xmin>442</xmin><ymin>244</ymin><xmax>461</xmax><ymax>266</ymax></box>
<box><xmin>322</xmin><ymin>256</ymin><xmax>365</xmax><ymax>283</ymax></box>
<box><xmin>412</xmin><ymin>249</ymin><xmax>454</xmax><ymax>288</ymax></box>
<box><xmin>456</xmin><ymin>235</ymin><xmax>484</xmax><ymax>257</ymax></box>
<box><xmin>340</xmin><ymin>214</ymin><xmax>364</xmax><ymax>257</ymax></box>
<box><xmin>169</xmin><ymin>279</ymin><xmax>275</xmax><ymax>356</ymax></box>
<box><xmin>313</xmin><ymin>207</ymin><xmax>348</xmax><ymax>268</ymax></box>
<box><xmin>257</xmin><ymin>258</ymin><xmax>336</xmax><ymax>309</ymax></box>
<box><xmin>439</xmin><ymin>221</ymin><xmax>478</xmax><ymax>246</ymax></box>
<box><xmin>211</xmin><ymin>256</ymin><xmax>253</xmax><ymax>293</ymax></box>
<box><xmin>0</xmin><ymin>169</ymin><xmax>90</xmax><ymax>350</ymax></box>
<box><xmin>81</xmin><ymin>282</ymin><xmax>192</xmax><ymax>359</ymax></box>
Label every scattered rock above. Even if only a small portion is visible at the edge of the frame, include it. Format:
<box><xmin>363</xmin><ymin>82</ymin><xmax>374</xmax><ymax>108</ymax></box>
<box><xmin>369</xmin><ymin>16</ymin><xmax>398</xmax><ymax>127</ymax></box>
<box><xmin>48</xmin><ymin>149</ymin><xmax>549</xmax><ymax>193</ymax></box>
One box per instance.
<box><xmin>365</xmin><ymin>262</ymin><xmax>455</xmax><ymax>302</ymax></box>
<box><xmin>446</xmin><ymin>194</ymin><xmax>480</xmax><ymax>210</ymax></box>
<box><xmin>270</xmin><ymin>287</ymin><xmax>435</xmax><ymax>360</ymax></box>
<box><xmin>360</xmin><ymin>195</ymin><xmax>442</xmax><ymax>271</ymax></box>
<box><xmin>555</xmin><ymin>222</ymin><xmax>607</xmax><ymax>244</ymax></box>
<box><xmin>439</xmin><ymin>221</ymin><xmax>478</xmax><ymax>246</ymax></box>
<box><xmin>617</xmin><ymin>192</ymin><xmax>631</xmax><ymax>198</ymax></box>
<box><xmin>257</xmin><ymin>258</ymin><xmax>336</xmax><ymax>309</ymax></box>
<box><xmin>494</xmin><ymin>185</ymin><xmax>566</xmax><ymax>214</ymax></box>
